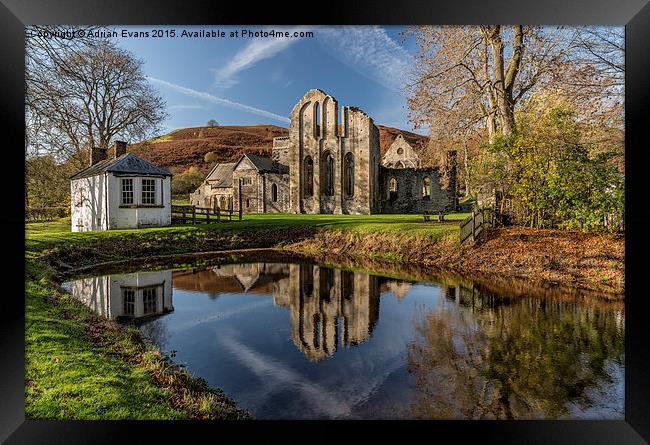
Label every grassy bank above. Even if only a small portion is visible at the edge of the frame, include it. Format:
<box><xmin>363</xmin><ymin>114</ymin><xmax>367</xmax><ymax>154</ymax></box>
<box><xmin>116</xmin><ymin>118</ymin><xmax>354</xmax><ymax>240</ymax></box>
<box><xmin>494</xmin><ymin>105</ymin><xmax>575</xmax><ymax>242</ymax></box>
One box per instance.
<box><xmin>25</xmin><ymin>212</ymin><xmax>623</xmax><ymax>419</ymax></box>
<box><xmin>25</xmin><ymin>257</ymin><xmax>250</xmax><ymax>419</ymax></box>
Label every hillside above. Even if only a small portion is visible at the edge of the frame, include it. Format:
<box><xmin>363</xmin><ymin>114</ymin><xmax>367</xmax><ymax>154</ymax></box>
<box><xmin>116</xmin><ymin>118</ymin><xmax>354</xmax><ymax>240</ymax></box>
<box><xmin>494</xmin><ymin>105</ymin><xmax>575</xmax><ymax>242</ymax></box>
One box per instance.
<box><xmin>130</xmin><ymin>124</ymin><xmax>429</xmax><ymax>174</ymax></box>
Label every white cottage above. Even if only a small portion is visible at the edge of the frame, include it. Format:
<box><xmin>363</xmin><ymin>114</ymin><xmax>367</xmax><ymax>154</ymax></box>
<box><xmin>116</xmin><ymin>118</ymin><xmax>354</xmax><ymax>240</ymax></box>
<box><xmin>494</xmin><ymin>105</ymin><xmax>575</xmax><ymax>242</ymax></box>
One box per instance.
<box><xmin>70</xmin><ymin>141</ymin><xmax>172</xmax><ymax>232</ymax></box>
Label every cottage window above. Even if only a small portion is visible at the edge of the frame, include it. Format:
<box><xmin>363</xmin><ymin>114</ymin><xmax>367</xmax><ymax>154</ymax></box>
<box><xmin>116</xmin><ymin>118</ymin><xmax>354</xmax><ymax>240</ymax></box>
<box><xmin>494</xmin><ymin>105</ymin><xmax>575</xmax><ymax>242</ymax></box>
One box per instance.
<box><xmin>220</xmin><ymin>196</ymin><xmax>227</xmax><ymax>209</ymax></box>
<box><xmin>122</xmin><ymin>288</ymin><xmax>135</xmax><ymax>316</ymax></box>
<box><xmin>304</xmin><ymin>156</ymin><xmax>314</xmax><ymax>197</ymax></box>
<box><xmin>143</xmin><ymin>287</ymin><xmax>157</xmax><ymax>315</ymax></box>
<box><xmin>271</xmin><ymin>183</ymin><xmax>278</xmax><ymax>202</ymax></box>
<box><xmin>121</xmin><ymin>178</ymin><xmax>134</xmax><ymax>205</ymax></box>
<box><xmin>344</xmin><ymin>153</ymin><xmax>354</xmax><ymax>197</ymax></box>
<box><xmin>227</xmin><ymin>197</ymin><xmax>233</xmax><ymax>209</ymax></box>
<box><xmin>242</xmin><ymin>177</ymin><xmax>252</xmax><ymax>186</ymax></box>
<box><xmin>397</xmin><ymin>147</ymin><xmax>404</xmax><ymax>155</ymax></box>
<box><xmin>322</xmin><ymin>151</ymin><xmax>334</xmax><ymax>197</ymax></box>
<box><xmin>396</xmin><ymin>161</ymin><xmax>405</xmax><ymax>169</ymax></box>
<box><xmin>141</xmin><ymin>179</ymin><xmax>156</xmax><ymax>204</ymax></box>
<box><xmin>422</xmin><ymin>177</ymin><xmax>431</xmax><ymax>199</ymax></box>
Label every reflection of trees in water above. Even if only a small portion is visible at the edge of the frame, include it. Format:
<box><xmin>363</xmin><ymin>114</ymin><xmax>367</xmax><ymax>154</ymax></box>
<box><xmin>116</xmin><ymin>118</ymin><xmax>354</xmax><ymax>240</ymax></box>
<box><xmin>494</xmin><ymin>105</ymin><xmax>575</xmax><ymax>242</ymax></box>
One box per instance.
<box><xmin>407</xmin><ymin>294</ymin><xmax>624</xmax><ymax>419</ymax></box>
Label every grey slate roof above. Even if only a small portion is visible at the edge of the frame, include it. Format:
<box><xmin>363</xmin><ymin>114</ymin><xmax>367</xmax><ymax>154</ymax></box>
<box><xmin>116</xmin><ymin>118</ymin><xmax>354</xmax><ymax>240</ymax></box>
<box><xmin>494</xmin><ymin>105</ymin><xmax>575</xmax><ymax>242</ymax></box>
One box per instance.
<box><xmin>70</xmin><ymin>153</ymin><xmax>172</xmax><ymax>180</ymax></box>
<box><xmin>236</xmin><ymin>153</ymin><xmax>288</xmax><ymax>174</ymax></box>
<box><xmin>205</xmin><ymin>162</ymin><xmax>236</xmax><ymax>188</ymax></box>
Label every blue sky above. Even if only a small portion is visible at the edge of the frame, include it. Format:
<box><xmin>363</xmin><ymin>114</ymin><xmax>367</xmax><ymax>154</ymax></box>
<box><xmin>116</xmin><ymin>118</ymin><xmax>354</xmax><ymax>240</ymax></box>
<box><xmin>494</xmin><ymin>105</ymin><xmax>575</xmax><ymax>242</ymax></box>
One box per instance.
<box><xmin>115</xmin><ymin>26</ymin><xmax>423</xmax><ymax>136</ymax></box>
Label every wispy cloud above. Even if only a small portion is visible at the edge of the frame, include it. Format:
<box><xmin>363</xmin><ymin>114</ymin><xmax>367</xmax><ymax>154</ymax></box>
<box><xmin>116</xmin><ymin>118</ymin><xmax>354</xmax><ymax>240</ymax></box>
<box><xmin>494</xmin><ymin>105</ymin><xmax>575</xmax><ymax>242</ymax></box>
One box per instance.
<box><xmin>217</xmin><ymin>333</ymin><xmax>352</xmax><ymax>418</ymax></box>
<box><xmin>214</xmin><ymin>26</ymin><xmax>309</xmax><ymax>88</ymax></box>
<box><xmin>168</xmin><ymin>104</ymin><xmax>204</xmax><ymax>111</ymax></box>
<box><xmin>148</xmin><ymin>76</ymin><xmax>290</xmax><ymax>124</ymax></box>
<box><xmin>317</xmin><ymin>26</ymin><xmax>412</xmax><ymax>93</ymax></box>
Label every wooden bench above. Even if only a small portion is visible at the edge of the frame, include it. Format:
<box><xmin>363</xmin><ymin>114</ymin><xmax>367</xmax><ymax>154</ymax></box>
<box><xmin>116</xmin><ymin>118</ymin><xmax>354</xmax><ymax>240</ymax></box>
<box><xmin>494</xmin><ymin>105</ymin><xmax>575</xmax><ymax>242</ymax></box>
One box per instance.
<box><xmin>423</xmin><ymin>210</ymin><xmax>446</xmax><ymax>222</ymax></box>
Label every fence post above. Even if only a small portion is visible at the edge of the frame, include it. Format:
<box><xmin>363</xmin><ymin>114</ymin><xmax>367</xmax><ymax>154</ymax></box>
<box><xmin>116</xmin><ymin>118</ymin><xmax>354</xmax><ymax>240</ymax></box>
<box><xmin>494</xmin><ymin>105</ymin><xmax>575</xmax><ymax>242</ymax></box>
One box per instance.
<box><xmin>192</xmin><ymin>206</ymin><xmax>196</xmax><ymax>225</ymax></box>
<box><xmin>238</xmin><ymin>178</ymin><xmax>243</xmax><ymax>221</ymax></box>
<box><xmin>217</xmin><ymin>206</ymin><xmax>221</xmax><ymax>223</ymax></box>
<box><xmin>472</xmin><ymin>211</ymin><xmax>476</xmax><ymax>240</ymax></box>
<box><xmin>206</xmin><ymin>210</ymin><xmax>210</xmax><ymax>224</ymax></box>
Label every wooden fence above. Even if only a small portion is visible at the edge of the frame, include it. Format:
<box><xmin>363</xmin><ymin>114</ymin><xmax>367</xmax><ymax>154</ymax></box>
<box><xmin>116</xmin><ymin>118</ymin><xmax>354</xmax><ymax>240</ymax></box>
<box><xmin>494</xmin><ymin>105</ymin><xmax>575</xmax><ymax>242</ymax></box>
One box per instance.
<box><xmin>25</xmin><ymin>207</ymin><xmax>70</xmax><ymax>223</ymax></box>
<box><xmin>459</xmin><ymin>208</ymin><xmax>494</xmax><ymax>245</ymax></box>
<box><xmin>171</xmin><ymin>205</ymin><xmax>242</xmax><ymax>225</ymax></box>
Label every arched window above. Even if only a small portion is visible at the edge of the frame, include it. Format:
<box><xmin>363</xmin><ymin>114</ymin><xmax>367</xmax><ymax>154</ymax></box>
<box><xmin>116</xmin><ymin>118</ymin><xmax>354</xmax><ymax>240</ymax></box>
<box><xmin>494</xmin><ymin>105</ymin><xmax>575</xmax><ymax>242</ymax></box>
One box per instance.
<box><xmin>313</xmin><ymin>102</ymin><xmax>320</xmax><ymax>138</ymax></box>
<box><xmin>389</xmin><ymin>177</ymin><xmax>398</xmax><ymax>192</ymax></box>
<box><xmin>220</xmin><ymin>196</ymin><xmax>226</xmax><ymax>209</ymax></box>
<box><xmin>344</xmin><ymin>152</ymin><xmax>354</xmax><ymax>197</ymax></box>
<box><xmin>322</xmin><ymin>151</ymin><xmax>334</xmax><ymax>196</ymax></box>
<box><xmin>271</xmin><ymin>183</ymin><xmax>278</xmax><ymax>202</ymax></box>
<box><xmin>304</xmin><ymin>156</ymin><xmax>314</xmax><ymax>197</ymax></box>
<box><xmin>396</xmin><ymin>161</ymin><xmax>405</xmax><ymax>169</ymax></box>
<box><xmin>227</xmin><ymin>196</ymin><xmax>233</xmax><ymax>210</ymax></box>
<box><xmin>389</xmin><ymin>177</ymin><xmax>398</xmax><ymax>201</ymax></box>
<box><xmin>422</xmin><ymin>176</ymin><xmax>431</xmax><ymax>199</ymax></box>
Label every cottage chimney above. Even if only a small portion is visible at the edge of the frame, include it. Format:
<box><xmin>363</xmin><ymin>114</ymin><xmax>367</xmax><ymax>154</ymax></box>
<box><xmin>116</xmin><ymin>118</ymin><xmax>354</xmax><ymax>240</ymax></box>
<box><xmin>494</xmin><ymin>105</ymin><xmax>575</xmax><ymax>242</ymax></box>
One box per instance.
<box><xmin>90</xmin><ymin>147</ymin><xmax>108</xmax><ymax>166</ymax></box>
<box><xmin>109</xmin><ymin>140</ymin><xmax>127</xmax><ymax>159</ymax></box>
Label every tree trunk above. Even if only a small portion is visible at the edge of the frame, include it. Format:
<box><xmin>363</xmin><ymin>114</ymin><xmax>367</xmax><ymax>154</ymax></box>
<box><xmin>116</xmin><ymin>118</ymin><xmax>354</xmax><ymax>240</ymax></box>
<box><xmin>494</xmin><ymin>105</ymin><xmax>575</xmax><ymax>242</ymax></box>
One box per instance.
<box><xmin>482</xmin><ymin>25</ymin><xmax>522</xmax><ymax>137</ymax></box>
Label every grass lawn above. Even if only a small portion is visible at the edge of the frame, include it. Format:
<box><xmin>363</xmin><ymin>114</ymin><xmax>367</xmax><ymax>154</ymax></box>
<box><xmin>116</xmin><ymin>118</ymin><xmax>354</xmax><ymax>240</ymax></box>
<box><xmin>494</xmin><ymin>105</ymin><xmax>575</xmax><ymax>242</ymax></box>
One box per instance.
<box><xmin>26</xmin><ymin>212</ymin><xmax>470</xmax><ymax>253</ymax></box>
<box><xmin>25</xmin><ymin>276</ymin><xmax>187</xmax><ymax>419</ymax></box>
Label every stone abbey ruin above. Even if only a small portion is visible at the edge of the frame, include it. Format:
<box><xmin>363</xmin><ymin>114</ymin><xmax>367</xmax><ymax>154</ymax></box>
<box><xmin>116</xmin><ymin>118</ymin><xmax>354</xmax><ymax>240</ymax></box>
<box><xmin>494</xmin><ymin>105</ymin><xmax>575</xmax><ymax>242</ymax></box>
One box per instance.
<box><xmin>191</xmin><ymin>89</ymin><xmax>458</xmax><ymax>214</ymax></box>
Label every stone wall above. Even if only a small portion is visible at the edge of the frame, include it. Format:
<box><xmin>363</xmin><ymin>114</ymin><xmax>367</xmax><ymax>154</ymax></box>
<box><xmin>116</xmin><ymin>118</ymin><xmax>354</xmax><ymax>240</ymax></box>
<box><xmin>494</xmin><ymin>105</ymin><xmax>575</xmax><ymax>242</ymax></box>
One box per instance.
<box><xmin>379</xmin><ymin>166</ymin><xmax>456</xmax><ymax>214</ymax></box>
<box><xmin>272</xmin><ymin>137</ymin><xmax>290</xmax><ymax>166</ymax></box>
<box><xmin>381</xmin><ymin>134</ymin><xmax>420</xmax><ymax>168</ymax></box>
<box><xmin>233</xmin><ymin>161</ymin><xmax>261</xmax><ymax>213</ymax></box>
<box><xmin>190</xmin><ymin>184</ymin><xmax>234</xmax><ymax>210</ymax></box>
<box><xmin>288</xmin><ymin>89</ymin><xmax>380</xmax><ymax>215</ymax></box>
<box><xmin>261</xmin><ymin>173</ymin><xmax>290</xmax><ymax>213</ymax></box>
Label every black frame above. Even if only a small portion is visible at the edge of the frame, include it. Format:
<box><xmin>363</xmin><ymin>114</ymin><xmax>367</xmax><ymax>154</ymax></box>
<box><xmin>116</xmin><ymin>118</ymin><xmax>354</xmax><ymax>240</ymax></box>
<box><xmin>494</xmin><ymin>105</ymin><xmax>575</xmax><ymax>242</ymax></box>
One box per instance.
<box><xmin>5</xmin><ymin>0</ymin><xmax>649</xmax><ymax>442</ymax></box>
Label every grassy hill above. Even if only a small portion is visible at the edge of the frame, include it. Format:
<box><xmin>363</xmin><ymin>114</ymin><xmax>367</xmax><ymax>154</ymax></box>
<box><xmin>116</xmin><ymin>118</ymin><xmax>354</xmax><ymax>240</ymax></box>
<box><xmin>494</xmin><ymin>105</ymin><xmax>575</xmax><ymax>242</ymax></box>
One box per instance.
<box><xmin>129</xmin><ymin>124</ymin><xmax>429</xmax><ymax>174</ymax></box>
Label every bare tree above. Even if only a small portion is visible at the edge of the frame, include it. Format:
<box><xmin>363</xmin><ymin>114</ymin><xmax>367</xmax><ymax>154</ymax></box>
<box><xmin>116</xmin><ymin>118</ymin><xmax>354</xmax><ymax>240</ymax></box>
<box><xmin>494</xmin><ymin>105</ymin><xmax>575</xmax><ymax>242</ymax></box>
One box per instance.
<box><xmin>26</xmin><ymin>32</ymin><xmax>167</xmax><ymax>162</ymax></box>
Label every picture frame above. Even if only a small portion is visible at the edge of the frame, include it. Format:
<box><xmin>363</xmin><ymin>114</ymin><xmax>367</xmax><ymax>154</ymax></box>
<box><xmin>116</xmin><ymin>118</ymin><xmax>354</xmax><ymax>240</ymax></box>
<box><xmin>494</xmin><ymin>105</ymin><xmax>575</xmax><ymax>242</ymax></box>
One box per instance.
<box><xmin>4</xmin><ymin>0</ymin><xmax>648</xmax><ymax>442</ymax></box>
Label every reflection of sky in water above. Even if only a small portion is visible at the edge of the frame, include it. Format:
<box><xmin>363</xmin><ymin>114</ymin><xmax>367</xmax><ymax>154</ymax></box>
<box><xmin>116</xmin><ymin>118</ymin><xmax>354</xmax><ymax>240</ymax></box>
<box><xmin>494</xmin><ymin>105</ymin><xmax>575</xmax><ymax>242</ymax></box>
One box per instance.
<box><xmin>66</xmin><ymin>264</ymin><xmax>625</xmax><ymax>420</ymax></box>
<box><xmin>153</xmin><ymin>285</ymin><xmax>442</xmax><ymax>419</ymax></box>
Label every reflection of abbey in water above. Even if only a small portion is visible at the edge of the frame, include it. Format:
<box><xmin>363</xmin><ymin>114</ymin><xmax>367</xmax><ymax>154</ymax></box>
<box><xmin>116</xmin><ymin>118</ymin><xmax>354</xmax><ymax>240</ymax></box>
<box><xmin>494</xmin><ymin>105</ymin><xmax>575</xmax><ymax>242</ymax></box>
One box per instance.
<box><xmin>68</xmin><ymin>270</ymin><xmax>173</xmax><ymax>320</ymax></box>
<box><xmin>174</xmin><ymin>263</ymin><xmax>383</xmax><ymax>362</ymax></box>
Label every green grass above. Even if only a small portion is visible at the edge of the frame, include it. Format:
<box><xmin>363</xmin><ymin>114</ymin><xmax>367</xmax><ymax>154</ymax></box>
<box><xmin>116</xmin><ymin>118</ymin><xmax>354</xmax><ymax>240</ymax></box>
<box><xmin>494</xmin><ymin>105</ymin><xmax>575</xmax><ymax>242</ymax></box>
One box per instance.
<box><xmin>25</xmin><ymin>269</ymin><xmax>187</xmax><ymax>419</ymax></box>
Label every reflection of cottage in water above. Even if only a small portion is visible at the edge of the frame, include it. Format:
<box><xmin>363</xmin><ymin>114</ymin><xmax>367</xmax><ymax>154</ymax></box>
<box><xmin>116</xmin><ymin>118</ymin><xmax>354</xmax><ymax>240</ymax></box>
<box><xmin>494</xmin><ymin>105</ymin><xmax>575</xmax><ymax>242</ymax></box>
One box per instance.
<box><xmin>67</xmin><ymin>270</ymin><xmax>173</xmax><ymax>320</ymax></box>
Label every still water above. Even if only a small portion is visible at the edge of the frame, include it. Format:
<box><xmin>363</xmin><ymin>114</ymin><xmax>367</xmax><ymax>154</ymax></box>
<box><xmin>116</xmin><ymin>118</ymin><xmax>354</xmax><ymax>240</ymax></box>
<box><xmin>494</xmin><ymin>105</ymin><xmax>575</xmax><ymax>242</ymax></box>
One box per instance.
<box><xmin>64</xmin><ymin>261</ymin><xmax>624</xmax><ymax>419</ymax></box>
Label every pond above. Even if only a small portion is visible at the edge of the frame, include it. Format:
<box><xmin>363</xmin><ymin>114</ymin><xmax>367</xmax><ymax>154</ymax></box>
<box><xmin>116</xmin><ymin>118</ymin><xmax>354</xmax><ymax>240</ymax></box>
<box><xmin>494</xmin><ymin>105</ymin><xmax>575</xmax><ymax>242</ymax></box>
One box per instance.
<box><xmin>63</xmin><ymin>259</ymin><xmax>624</xmax><ymax>420</ymax></box>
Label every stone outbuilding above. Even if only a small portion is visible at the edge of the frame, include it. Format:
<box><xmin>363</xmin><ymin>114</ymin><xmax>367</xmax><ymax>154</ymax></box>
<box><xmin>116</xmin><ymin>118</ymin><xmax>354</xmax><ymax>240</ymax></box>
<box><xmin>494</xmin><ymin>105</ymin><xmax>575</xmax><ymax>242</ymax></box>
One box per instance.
<box><xmin>70</xmin><ymin>141</ymin><xmax>172</xmax><ymax>231</ymax></box>
<box><xmin>190</xmin><ymin>162</ymin><xmax>236</xmax><ymax>210</ymax></box>
<box><xmin>232</xmin><ymin>153</ymin><xmax>289</xmax><ymax>214</ymax></box>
